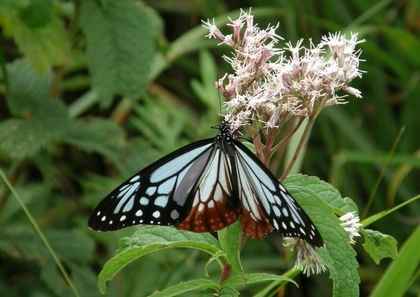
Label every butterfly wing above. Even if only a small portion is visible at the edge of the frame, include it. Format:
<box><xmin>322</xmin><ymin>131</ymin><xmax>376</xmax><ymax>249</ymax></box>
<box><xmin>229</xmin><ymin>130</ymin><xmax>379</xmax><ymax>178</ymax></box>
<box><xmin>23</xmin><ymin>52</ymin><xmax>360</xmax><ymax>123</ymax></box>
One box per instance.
<box><xmin>88</xmin><ymin>139</ymin><xmax>216</xmax><ymax>231</ymax></box>
<box><xmin>175</xmin><ymin>143</ymin><xmax>241</xmax><ymax>232</ymax></box>
<box><xmin>232</xmin><ymin>140</ymin><xmax>324</xmax><ymax>247</ymax></box>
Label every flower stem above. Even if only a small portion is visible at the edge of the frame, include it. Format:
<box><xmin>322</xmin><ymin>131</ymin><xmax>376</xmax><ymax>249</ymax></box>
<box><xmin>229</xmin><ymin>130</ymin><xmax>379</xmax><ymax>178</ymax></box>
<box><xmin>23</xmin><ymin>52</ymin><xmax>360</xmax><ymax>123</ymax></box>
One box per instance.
<box><xmin>280</xmin><ymin>117</ymin><xmax>315</xmax><ymax>181</ymax></box>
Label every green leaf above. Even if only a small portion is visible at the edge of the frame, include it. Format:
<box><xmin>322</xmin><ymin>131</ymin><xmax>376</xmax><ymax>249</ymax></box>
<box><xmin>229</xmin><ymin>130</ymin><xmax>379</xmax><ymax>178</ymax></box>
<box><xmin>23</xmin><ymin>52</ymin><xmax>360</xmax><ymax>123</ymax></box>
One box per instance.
<box><xmin>217</xmin><ymin>287</ymin><xmax>240</xmax><ymax>297</ymax></box>
<box><xmin>221</xmin><ymin>273</ymin><xmax>296</xmax><ymax>287</ymax></box>
<box><xmin>5</xmin><ymin>58</ymin><xmax>52</xmax><ymax>116</ymax></box>
<box><xmin>0</xmin><ymin>100</ymin><xmax>69</xmax><ymax>159</ymax></box>
<box><xmin>362</xmin><ymin>229</ymin><xmax>398</xmax><ymax>264</ymax></box>
<box><xmin>149</xmin><ymin>279</ymin><xmax>219</xmax><ymax>297</ymax></box>
<box><xmin>0</xmin><ymin>59</ymin><xmax>70</xmax><ymax>159</ymax></box>
<box><xmin>79</xmin><ymin>0</ymin><xmax>155</xmax><ymax>105</ymax></box>
<box><xmin>285</xmin><ymin>174</ymin><xmax>358</xmax><ymax>215</ymax></box>
<box><xmin>63</xmin><ymin>118</ymin><xmax>126</xmax><ymax>160</ymax></box>
<box><xmin>370</xmin><ymin>225</ymin><xmax>420</xmax><ymax>297</ymax></box>
<box><xmin>19</xmin><ymin>0</ymin><xmax>53</xmax><ymax>28</ymax></box>
<box><xmin>11</xmin><ymin>15</ymin><xmax>71</xmax><ymax>73</ymax></box>
<box><xmin>217</xmin><ymin>221</ymin><xmax>244</xmax><ymax>274</ymax></box>
<box><xmin>285</xmin><ymin>175</ymin><xmax>360</xmax><ymax>297</ymax></box>
<box><xmin>97</xmin><ymin>226</ymin><xmax>221</xmax><ymax>293</ymax></box>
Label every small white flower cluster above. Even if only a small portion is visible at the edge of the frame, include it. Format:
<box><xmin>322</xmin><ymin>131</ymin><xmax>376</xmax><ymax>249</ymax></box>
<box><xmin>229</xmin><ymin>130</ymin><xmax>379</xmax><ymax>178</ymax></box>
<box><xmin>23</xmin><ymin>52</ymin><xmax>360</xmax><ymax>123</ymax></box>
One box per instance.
<box><xmin>339</xmin><ymin>211</ymin><xmax>362</xmax><ymax>245</ymax></box>
<box><xmin>203</xmin><ymin>10</ymin><xmax>364</xmax><ymax>130</ymax></box>
<box><xmin>284</xmin><ymin>238</ymin><xmax>326</xmax><ymax>277</ymax></box>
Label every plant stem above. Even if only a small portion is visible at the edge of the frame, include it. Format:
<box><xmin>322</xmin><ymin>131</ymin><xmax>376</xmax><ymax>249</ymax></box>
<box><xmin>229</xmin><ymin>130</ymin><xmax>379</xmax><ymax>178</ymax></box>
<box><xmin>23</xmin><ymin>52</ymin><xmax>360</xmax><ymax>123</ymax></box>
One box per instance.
<box><xmin>280</xmin><ymin>117</ymin><xmax>315</xmax><ymax>182</ymax></box>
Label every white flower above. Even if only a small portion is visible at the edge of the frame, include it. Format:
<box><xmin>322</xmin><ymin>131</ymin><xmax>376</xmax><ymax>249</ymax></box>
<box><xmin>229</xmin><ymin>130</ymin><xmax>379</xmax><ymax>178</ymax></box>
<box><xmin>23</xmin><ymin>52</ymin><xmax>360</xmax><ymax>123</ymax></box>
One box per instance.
<box><xmin>339</xmin><ymin>211</ymin><xmax>362</xmax><ymax>245</ymax></box>
<box><xmin>284</xmin><ymin>238</ymin><xmax>326</xmax><ymax>277</ymax></box>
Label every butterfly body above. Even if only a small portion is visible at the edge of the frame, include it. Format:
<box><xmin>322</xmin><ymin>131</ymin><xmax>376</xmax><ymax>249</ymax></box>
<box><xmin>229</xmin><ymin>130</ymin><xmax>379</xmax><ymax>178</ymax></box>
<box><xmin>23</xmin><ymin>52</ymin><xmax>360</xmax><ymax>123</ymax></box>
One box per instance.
<box><xmin>88</xmin><ymin>121</ymin><xmax>324</xmax><ymax>247</ymax></box>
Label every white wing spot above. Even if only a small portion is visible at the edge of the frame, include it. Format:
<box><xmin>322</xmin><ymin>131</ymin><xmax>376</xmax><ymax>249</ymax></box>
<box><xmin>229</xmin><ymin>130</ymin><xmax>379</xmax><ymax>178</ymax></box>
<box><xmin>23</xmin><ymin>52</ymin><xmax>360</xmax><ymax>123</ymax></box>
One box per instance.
<box><xmin>198</xmin><ymin>203</ymin><xmax>204</xmax><ymax>211</ymax></box>
<box><xmin>120</xmin><ymin>215</ymin><xmax>126</xmax><ymax>221</ymax></box>
<box><xmin>299</xmin><ymin>227</ymin><xmax>306</xmax><ymax>235</ymax></box>
<box><xmin>140</xmin><ymin>197</ymin><xmax>149</xmax><ymax>205</ymax></box>
<box><xmin>152</xmin><ymin>210</ymin><xmax>160</xmax><ymax>218</ymax></box>
<box><xmin>282</xmin><ymin>222</ymin><xmax>287</xmax><ymax>229</ymax></box>
<box><xmin>135</xmin><ymin>210</ymin><xmax>143</xmax><ymax>217</ymax></box>
<box><xmin>101</xmin><ymin>216</ymin><xmax>106</xmax><ymax>222</ymax></box>
<box><xmin>290</xmin><ymin>221</ymin><xmax>295</xmax><ymax>228</ymax></box>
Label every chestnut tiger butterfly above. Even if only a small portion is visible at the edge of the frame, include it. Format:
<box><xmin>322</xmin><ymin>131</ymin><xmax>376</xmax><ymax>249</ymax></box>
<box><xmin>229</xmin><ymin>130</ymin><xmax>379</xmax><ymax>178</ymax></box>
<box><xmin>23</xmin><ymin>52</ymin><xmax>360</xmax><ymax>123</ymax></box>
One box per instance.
<box><xmin>88</xmin><ymin>120</ymin><xmax>324</xmax><ymax>247</ymax></box>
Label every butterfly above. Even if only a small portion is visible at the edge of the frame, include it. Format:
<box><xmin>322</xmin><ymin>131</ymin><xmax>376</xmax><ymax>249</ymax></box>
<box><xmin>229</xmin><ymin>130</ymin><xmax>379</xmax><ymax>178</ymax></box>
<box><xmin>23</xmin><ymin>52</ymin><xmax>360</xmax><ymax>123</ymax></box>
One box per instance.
<box><xmin>88</xmin><ymin>120</ymin><xmax>324</xmax><ymax>247</ymax></box>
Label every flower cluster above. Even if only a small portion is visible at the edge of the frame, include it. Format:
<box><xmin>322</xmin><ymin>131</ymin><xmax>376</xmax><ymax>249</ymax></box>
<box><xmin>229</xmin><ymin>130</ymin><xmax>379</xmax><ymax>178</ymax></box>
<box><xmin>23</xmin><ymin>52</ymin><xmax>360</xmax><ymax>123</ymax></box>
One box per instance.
<box><xmin>203</xmin><ymin>10</ymin><xmax>364</xmax><ymax>131</ymax></box>
<box><xmin>339</xmin><ymin>211</ymin><xmax>362</xmax><ymax>245</ymax></box>
<box><xmin>284</xmin><ymin>238</ymin><xmax>326</xmax><ymax>277</ymax></box>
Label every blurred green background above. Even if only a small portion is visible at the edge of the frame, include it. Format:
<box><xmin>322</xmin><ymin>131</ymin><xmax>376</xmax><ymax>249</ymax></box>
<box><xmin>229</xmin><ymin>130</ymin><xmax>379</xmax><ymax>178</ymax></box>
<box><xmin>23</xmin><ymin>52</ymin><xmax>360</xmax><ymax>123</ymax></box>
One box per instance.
<box><xmin>0</xmin><ymin>0</ymin><xmax>419</xmax><ymax>296</ymax></box>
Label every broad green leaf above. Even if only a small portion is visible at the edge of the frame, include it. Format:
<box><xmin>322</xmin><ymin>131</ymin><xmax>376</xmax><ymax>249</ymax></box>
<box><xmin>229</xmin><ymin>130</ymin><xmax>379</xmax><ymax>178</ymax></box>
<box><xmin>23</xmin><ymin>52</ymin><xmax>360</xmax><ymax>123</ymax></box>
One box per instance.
<box><xmin>285</xmin><ymin>175</ymin><xmax>360</xmax><ymax>297</ymax></box>
<box><xmin>79</xmin><ymin>0</ymin><xmax>154</xmax><ymax>105</ymax></box>
<box><xmin>285</xmin><ymin>174</ymin><xmax>358</xmax><ymax>215</ymax></box>
<box><xmin>370</xmin><ymin>225</ymin><xmax>420</xmax><ymax>297</ymax></box>
<box><xmin>0</xmin><ymin>59</ymin><xmax>70</xmax><ymax>159</ymax></box>
<box><xmin>11</xmin><ymin>15</ymin><xmax>71</xmax><ymax>73</ymax></box>
<box><xmin>149</xmin><ymin>279</ymin><xmax>218</xmax><ymax>297</ymax></box>
<box><xmin>362</xmin><ymin>229</ymin><xmax>397</xmax><ymax>264</ymax></box>
<box><xmin>97</xmin><ymin>226</ymin><xmax>221</xmax><ymax>293</ymax></box>
<box><xmin>217</xmin><ymin>221</ymin><xmax>243</xmax><ymax>274</ymax></box>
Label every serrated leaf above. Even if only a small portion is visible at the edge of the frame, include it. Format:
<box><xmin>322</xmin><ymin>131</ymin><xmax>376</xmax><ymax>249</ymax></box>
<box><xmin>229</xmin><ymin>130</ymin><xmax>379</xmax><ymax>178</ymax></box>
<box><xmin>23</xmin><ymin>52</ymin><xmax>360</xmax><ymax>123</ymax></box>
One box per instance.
<box><xmin>217</xmin><ymin>221</ymin><xmax>243</xmax><ymax>274</ymax></box>
<box><xmin>79</xmin><ymin>0</ymin><xmax>154</xmax><ymax>105</ymax></box>
<box><xmin>362</xmin><ymin>229</ymin><xmax>398</xmax><ymax>264</ymax></box>
<box><xmin>11</xmin><ymin>15</ymin><xmax>71</xmax><ymax>73</ymax></box>
<box><xmin>285</xmin><ymin>174</ymin><xmax>358</xmax><ymax>214</ymax></box>
<box><xmin>149</xmin><ymin>279</ymin><xmax>218</xmax><ymax>297</ymax></box>
<box><xmin>97</xmin><ymin>226</ymin><xmax>221</xmax><ymax>293</ymax></box>
<box><xmin>5</xmin><ymin>58</ymin><xmax>52</xmax><ymax>116</ymax></box>
<box><xmin>285</xmin><ymin>176</ymin><xmax>360</xmax><ymax>297</ymax></box>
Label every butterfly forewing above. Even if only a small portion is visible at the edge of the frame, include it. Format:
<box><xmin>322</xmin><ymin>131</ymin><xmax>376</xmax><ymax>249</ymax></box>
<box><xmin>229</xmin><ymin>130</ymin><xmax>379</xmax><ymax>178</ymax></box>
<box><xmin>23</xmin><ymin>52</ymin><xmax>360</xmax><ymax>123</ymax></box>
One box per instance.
<box><xmin>88</xmin><ymin>139</ymin><xmax>215</xmax><ymax>231</ymax></box>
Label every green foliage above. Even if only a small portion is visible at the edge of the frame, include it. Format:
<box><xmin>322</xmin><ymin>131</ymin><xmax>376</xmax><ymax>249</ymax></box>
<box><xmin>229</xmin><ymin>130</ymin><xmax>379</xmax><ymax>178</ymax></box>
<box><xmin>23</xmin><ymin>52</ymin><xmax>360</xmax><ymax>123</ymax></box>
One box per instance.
<box><xmin>1</xmin><ymin>0</ymin><xmax>419</xmax><ymax>297</ymax></box>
